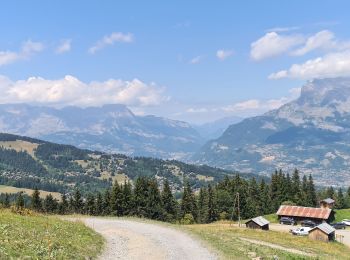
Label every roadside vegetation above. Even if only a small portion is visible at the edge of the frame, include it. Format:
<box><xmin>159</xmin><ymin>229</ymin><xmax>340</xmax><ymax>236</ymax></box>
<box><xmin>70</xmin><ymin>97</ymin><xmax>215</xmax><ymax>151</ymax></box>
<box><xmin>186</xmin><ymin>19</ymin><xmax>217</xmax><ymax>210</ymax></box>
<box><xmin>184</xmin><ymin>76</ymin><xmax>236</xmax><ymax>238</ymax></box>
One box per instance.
<box><xmin>184</xmin><ymin>223</ymin><xmax>350</xmax><ymax>259</ymax></box>
<box><xmin>0</xmin><ymin>208</ymin><xmax>104</xmax><ymax>259</ymax></box>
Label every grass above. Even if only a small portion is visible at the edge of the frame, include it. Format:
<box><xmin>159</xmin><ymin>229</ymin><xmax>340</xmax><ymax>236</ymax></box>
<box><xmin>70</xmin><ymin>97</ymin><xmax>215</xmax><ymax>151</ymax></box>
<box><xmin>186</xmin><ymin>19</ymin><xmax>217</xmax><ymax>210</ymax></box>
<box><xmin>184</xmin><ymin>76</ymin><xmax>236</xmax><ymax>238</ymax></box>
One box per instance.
<box><xmin>0</xmin><ymin>140</ymin><xmax>39</xmax><ymax>157</ymax></box>
<box><xmin>334</xmin><ymin>208</ymin><xmax>350</xmax><ymax>222</ymax></box>
<box><xmin>0</xmin><ymin>209</ymin><xmax>104</xmax><ymax>259</ymax></box>
<box><xmin>183</xmin><ymin>222</ymin><xmax>350</xmax><ymax>259</ymax></box>
<box><xmin>0</xmin><ymin>185</ymin><xmax>61</xmax><ymax>200</ymax></box>
<box><xmin>264</xmin><ymin>213</ymin><xmax>279</xmax><ymax>223</ymax></box>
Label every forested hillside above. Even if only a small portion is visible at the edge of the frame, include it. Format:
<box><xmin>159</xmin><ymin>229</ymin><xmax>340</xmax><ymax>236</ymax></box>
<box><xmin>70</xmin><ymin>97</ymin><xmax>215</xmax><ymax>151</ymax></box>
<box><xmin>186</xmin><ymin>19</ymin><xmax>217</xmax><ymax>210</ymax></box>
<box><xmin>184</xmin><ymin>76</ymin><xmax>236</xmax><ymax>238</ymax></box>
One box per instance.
<box><xmin>0</xmin><ymin>133</ymin><xmax>261</xmax><ymax>195</ymax></box>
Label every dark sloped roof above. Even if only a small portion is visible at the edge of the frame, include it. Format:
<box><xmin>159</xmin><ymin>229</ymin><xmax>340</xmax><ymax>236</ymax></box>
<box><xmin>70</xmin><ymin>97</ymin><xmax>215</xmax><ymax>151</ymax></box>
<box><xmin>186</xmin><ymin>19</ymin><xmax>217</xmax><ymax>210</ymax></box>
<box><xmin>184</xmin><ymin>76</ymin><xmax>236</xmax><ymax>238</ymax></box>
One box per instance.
<box><xmin>246</xmin><ymin>216</ymin><xmax>269</xmax><ymax>226</ymax></box>
<box><xmin>276</xmin><ymin>205</ymin><xmax>332</xmax><ymax>220</ymax></box>
<box><xmin>310</xmin><ymin>223</ymin><xmax>335</xmax><ymax>235</ymax></box>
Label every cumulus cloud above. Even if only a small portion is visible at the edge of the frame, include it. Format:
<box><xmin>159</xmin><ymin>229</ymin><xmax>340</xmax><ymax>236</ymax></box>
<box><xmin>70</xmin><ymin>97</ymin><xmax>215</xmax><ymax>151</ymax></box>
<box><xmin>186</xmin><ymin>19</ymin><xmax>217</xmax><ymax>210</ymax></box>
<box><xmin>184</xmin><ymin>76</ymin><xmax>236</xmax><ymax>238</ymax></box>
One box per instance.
<box><xmin>292</xmin><ymin>30</ymin><xmax>336</xmax><ymax>56</ymax></box>
<box><xmin>0</xmin><ymin>75</ymin><xmax>168</xmax><ymax>107</ymax></box>
<box><xmin>89</xmin><ymin>32</ymin><xmax>134</xmax><ymax>54</ymax></box>
<box><xmin>266</xmin><ymin>26</ymin><xmax>300</xmax><ymax>33</ymax></box>
<box><xmin>269</xmin><ymin>51</ymin><xmax>350</xmax><ymax>80</ymax></box>
<box><xmin>0</xmin><ymin>40</ymin><xmax>44</xmax><ymax>66</ymax></box>
<box><xmin>56</xmin><ymin>39</ymin><xmax>71</xmax><ymax>54</ymax></box>
<box><xmin>216</xmin><ymin>49</ymin><xmax>233</xmax><ymax>60</ymax></box>
<box><xmin>250</xmin><ymin>32</ymin><xmax>304</xmax><ymax>61</ymax></box>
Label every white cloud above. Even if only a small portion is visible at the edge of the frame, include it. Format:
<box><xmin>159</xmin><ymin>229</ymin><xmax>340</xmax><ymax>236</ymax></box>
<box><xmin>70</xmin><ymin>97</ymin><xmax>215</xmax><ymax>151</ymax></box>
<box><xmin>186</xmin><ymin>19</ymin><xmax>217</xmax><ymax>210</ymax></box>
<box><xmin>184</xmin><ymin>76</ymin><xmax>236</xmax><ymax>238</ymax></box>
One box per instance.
<box><xmin>292</xmin><ymin>30</ymin><xmax>336</xmax><ymax>56</ymax></box>
<box><xmin>0</xmin><ymin>75</ymin><xmax>168</xmax><ymax>107</ymax></box>
<box><xmin>216</xmin><ymin>49</ymin><xmax>233</xmax><ymax>60</ymax></box>
<box><xmin>269</xmin><ymin>51</ymin><xmax>350</xmax><ymax>80</ymax></box>
<box><xmin>250</xmin><ymin>32</ymin><xmax>304</xmax><ymax>61</ymax></box>
<box><xmin>189</xmin><ymin>55</ymin><xmax>202</xmax><ymax>64</ymax></box>
<box><xmin>56</xmin><ymin>39</ymin><xmax>71</xmax><ymax>54</ymax></box>
<box><xmin>0</xmin><ymin>40</ymin><xmax>44</xmax><ymax>66</ymax></box>
<box><xmin>89</xmin><ymin>32</ymin><xmax>133</xmax><ymax>54</ymax></box>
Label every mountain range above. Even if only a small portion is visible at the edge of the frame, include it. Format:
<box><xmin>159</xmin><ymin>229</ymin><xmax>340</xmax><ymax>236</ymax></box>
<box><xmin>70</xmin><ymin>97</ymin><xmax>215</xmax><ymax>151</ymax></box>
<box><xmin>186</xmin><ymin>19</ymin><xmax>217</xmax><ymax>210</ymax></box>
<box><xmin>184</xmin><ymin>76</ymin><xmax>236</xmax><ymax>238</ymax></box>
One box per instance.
<box><xmin>0</xmin><ymin>103</ymin><xmax>204</xmax><ymax>160</ymax></box>
<box><xmin>194</xmin><ymin>77</ymin><xmax>350</xmax><ymax>187</ymax></box>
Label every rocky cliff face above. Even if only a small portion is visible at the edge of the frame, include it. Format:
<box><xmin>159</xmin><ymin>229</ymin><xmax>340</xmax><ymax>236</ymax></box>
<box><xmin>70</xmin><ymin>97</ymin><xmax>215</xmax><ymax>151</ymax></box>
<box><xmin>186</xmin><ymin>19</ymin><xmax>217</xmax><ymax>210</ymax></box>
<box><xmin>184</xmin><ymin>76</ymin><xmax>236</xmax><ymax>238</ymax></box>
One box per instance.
<box><xmin>194</xmin><ymin>78</ymin><xmax>350</xmax><ymax>186</ymax></box>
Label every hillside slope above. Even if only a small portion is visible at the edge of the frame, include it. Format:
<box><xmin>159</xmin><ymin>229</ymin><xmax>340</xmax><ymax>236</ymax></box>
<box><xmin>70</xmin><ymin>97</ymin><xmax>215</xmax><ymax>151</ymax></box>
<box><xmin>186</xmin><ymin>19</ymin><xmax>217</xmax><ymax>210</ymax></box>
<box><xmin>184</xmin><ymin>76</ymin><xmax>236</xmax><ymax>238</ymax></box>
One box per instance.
<box><xmin>0</xmin><ymin>133</ymin><xmax>259</xmax><ymax>195</ymax></box>
<box><xmin>194</xmin><ymin>78</ymin><xmax>350</xmax><ymax>186</ymax></box>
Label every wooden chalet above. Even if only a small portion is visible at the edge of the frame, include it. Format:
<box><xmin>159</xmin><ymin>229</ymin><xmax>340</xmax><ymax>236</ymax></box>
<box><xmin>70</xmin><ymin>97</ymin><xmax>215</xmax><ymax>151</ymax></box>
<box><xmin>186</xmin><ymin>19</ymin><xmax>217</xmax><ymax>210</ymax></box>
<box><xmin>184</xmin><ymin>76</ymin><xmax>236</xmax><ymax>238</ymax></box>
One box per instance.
<box><xmin>276</xmin><ymin>205</ymin><xmax>334</xmax><ymax>224</ymax></box>
<box><xmin>309</xmin><ymin>223</ymin><xmax>335</xmax><ymax>242</ymax></box>
<box><xmin>245</xmin><ymin>216</ymin><xmax>269</xmax><ymax>230</ymax></box>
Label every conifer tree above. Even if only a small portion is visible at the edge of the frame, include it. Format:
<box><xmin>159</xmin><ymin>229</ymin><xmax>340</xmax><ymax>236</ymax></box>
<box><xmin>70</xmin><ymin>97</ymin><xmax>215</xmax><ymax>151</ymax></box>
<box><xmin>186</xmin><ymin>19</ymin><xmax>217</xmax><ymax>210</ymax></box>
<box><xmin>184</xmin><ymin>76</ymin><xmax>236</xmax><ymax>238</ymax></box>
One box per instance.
<box><xmin>197</xmin><ymin>187</ymin><xmax>209</xmax><ymax>223</ymax></box>
<box><xmin>103</xmin><ymin>189</ymin><xmax>111</xmax><ymax>215</ymax></box>
<box><xmin>85</xmin><ymin>193</ymin><xmax>96</xmax><ymax>215</ymax></box>
<box><xmin>3</xmin><ymin>193</ymin><xmax>10</xmax><ymax>208</ymax></box>
<box><xmin>326</xmin><ymin>186</ymin><xmax>335</xmax><ymax>199</ymax></box>
<box><xmin>73</xmin><ymin>189</ymin><xmax>83</xmax><ymax>214</ymax></box>
<box><xmin>31</xmin><ymin>188</ymin><xmax>42</xmax><ymax>211</ymax></box>
<box><xmin>336</xmin><ymin>188</ymin><xmax>345</xmax><ymax>209</ymax></box>
<box><xmin>146</xmin><ymin>178</ymin><xmax>163</xmax><ymax>220</ymax></box>
<box><xmin>95</xmin><ymin>192</ymin><xmax>103</xmax><ymax>215</ymax></box>
<box><xmin>121</xmin><ymin>181</ymin><xmax>133</xmax><ymax>215</ymax></box>
<box><xmin>59</xmin><ymin>193</ymin><xmax>68</xmax><ymax>214</ymax></box>
<box><xmin>161</xmin><ymin>179</ymin><xmax>177</xmax><ymax>221</ymax></box>
<box><xmin>306</xmin><ymin>175</ymin><xmax>317</xmax><ymax>207</ymax></box>
<box><xmin>16</xmin><ymin>192</ymin><xmax>25</xmax><ymax>209</ymax></box>
<box><xmin>207</xmin><ymin>184</ymin><xmax>218</xmax><ymax>222</ymax></box>
<box><xmin>292</xmin><ymin>169</ymin><xmax>301</xmax><ymax>204</ymax></box>
<box><xmin>133</xmin><ymin>176</ymin><xmax>149</xmax><ymax>217</ymax></box>
<box><xmin>44</xmin><ymin>194</ymin><xmax>57</xmax><ymax>213</ymax></box>
<box><xmin>181</xmin><ymin>180</ymin><xmax>197</xmax><ymax>220</ymax></box>
<box><xmin>110</xmin><ymin>181</ymin><xmax>122</xmax><ymax>216</ymax></box>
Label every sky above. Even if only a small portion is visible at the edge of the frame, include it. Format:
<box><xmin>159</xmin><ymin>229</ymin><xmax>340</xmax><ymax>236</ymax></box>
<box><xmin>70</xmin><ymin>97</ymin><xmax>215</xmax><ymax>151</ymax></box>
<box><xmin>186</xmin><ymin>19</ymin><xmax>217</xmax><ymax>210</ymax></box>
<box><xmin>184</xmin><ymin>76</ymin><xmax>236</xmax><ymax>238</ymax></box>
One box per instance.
<box><xmin>1</xmin><ymin>0</ymin><xmax>350</xmax><ymax>124</ymax></box>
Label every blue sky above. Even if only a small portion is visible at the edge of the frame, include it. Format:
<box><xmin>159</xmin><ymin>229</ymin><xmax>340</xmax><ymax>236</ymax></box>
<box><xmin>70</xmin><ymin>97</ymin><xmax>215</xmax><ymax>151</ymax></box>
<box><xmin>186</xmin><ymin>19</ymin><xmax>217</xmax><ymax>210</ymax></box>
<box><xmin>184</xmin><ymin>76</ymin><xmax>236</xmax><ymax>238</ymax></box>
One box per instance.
<box><xmin>1</xmin><ymin>0</ymin><xmax>350</xmax><ymax>123</ymax></box>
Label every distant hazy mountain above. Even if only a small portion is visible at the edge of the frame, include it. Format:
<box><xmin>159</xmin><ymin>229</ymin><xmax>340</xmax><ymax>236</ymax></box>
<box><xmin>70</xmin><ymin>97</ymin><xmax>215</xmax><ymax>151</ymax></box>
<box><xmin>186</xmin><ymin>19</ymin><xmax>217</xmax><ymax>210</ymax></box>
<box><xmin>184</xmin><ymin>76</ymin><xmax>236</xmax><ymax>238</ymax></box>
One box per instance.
<box><xmin>194</xmin><ymin>116</ymin><xmax>243</xmax><ymax>139</ymax></box>
<box><xmin>194</xmin><ymin>78</ymin><xmax>350</xmax><ymax>186</ymax></box>
<box><xmin>0</xmin><ymin>103</ymin><xmax>203</xmax><ymax>159</ymax></box>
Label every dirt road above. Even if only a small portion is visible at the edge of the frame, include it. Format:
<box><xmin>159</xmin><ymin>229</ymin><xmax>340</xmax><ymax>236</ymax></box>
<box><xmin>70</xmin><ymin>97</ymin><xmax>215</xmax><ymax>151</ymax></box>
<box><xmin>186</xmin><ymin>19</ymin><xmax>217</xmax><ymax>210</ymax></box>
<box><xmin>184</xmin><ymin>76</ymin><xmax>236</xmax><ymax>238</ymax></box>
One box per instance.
<box><xmin>81</xmin><ymin>218</ymin><xmax>217</xmax><ymax>260</ymax></box>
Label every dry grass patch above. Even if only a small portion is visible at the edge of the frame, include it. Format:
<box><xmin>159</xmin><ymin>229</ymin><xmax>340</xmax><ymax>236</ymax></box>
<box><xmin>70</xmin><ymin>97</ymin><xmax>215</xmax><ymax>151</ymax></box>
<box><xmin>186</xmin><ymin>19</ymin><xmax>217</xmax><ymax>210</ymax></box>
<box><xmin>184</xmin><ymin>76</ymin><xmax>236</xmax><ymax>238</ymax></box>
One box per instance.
<box><xmin>0</xmin><ymin>140</ymin><xmax>39</xmax><ymax>157</ymax></box>
<box><xmin>0</xmin><ymin>185</ymin><xmax>61</xmax><ymax>200</ymax></box>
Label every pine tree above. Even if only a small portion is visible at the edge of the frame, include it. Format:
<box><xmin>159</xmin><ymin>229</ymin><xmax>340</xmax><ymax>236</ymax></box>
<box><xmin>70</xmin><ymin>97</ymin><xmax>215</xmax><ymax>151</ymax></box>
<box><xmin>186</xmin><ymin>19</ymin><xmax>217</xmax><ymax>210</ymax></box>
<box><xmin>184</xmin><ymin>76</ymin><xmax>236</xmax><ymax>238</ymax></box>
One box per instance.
<box><xmin>73</xmin><ymin>189</ymin><xmax>83</xmax><ymax>214</ymax></box>
<box><xmin>336</xmin><ymin>188</ymin><xmax>345</xmax><ymax>209</ymax></box>
<box><xmin>44</xmin><ymin>194</ymin><xmax>58</xmax><ymax>213</ymax></box>
<box><xmin>146</xmin><ymin>178</ymin><xmax>163</xmax><ymax>220</ymax></box>
<box><xmin>110</xmin><ymin>181</ymin><xmax>122</xmax><ymax>216</ymax></box>
<box><xmin>95</xmin><ymin>192</ymin><xmax>103</xmax><ymax>215</ymax></box>
<box><xmin>133</xmin><ymin>176</ymin><xmax>149</xmax><ymax>217</ymax></box>
<box><xmin>121</xmin><ymin>181</ymin><xmax>133</xmax><ymax>216</ymax></box>
<box><xmin>161</xmin><ymin>179</ymin><xmax>177</xmax><ymax>221</ymax></box>
<box><xmin>31</xmin><ymin>188</ymin><xmax>42</xmax><ymax>211</ymax></box>
<box><xmin>181</xmin><ymin>180</ymin><xmax>197</xmax><ymax>220</ymax></box>
<box><xmin>306</xmin><ymin>175</ymin><xmax>317</xmax><ymax>207</ymax></box>
<box><xmin>85</xmin><ymin>193</ymin><xmax>96</xmax><ymax>215</ymax></box>
<box><xmin>3</xmin><ymin>193</ymin><xmax>10</xmax><ymax>208</ymax></box>
<box><xmin>326</xmin><ymin>186</ymin><xmax>335</xmax><ymax>199</ymax></box>
<box><xmin>103</xmin><ymin>189</ymin><xmax>111</xmax><ymax>215</ymax></box>
<box><xmin>207</xmin><ymin>184</ymin><xmax>218</xmax><ymax>222</ymax></box>
<box><xmin>197</xmin><ymin>187</ymin><xmax>209</xmax><ymax>223</ymax></box>
<box><xmin>300</xmin><ymin>175</ymin><xmax>308</xmax><ymax>206</ymax></box>
<box><xmin>291</xmin><ymin>169</ymin><xmax>301</xmax><ymax>204</ymax></box>
<box><xmin>59</xmin><ymin>193</ymin><xmax>68</xmax><ymax>214</ymax></box>
<box><xmin>16</xmin><ymin>192</ymin><xmax>25</xmax><ymax>209</ymax></box>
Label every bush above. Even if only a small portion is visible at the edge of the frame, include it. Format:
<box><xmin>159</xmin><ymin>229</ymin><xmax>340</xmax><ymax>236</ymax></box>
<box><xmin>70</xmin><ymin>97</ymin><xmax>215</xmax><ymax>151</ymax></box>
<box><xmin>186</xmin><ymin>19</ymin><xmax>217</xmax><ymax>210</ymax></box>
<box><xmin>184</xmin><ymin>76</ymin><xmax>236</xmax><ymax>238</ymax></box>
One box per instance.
<box><xmin>181</xmin><ymin>213</ymin><xmax>195</xmax><ymax>225</ymax></box>
<box><xmin>219</xmin><ymin>211</ymin><xmax>229</xmax><ymax>220</ymax></box>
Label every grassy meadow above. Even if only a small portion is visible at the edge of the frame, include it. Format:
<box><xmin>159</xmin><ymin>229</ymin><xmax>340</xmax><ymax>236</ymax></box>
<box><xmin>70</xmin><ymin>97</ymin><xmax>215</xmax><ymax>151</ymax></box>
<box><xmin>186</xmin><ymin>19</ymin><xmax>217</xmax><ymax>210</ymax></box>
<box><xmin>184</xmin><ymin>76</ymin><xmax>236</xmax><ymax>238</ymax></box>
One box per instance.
<box><xmin>184</xmin><ymin>223</ymin><xmax>350</xmax><ymax>259</ymax></box>
<box><xmin>0</xmin><ymin>185</ymin><xmax>61</xmax><ymax>200</ymax></box>
<box><xmin>0</xmin><ymin>209</ymin><xmax>104</xmax><ymax>259</ymax></box>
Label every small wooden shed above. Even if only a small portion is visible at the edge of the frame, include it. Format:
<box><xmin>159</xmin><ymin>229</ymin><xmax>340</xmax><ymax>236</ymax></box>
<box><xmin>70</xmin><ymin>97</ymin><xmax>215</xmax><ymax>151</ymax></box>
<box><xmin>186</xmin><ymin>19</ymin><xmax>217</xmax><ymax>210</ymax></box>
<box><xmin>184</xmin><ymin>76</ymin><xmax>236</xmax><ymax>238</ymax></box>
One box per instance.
<box><xmin>245</xmin><ymin>216</ymin><xmax>269</xmax><ymax>230</ymax></box>
<box><xmin>320</xmin><ymin>198</ymin><xmax>335</xmax><ymax>209</ymax></box>
<box><xmin>309</xmin><ymin>223</ymin><xmax>335</xmax><ymax>242</ymax></box>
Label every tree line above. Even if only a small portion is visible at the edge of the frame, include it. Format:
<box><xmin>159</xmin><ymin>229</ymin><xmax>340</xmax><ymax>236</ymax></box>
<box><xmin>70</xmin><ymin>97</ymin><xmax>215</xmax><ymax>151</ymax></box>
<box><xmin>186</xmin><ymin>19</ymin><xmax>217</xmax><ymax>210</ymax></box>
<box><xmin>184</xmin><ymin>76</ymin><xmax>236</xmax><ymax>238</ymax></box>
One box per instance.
<box><xmin>1</xmin><ymin>170</ymin><xmax>350</xmax><ymax>224</ymax></box>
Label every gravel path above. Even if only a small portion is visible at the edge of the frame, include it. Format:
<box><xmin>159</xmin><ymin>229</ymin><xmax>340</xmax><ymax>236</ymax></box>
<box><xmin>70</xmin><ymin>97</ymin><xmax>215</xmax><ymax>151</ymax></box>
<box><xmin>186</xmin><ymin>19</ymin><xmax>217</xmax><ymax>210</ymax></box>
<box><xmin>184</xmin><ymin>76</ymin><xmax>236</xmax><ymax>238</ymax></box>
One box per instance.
<box><xmin>81</xmin><ymin>218</ymin><xmax>217</xmax><ymax>260</ymax></box>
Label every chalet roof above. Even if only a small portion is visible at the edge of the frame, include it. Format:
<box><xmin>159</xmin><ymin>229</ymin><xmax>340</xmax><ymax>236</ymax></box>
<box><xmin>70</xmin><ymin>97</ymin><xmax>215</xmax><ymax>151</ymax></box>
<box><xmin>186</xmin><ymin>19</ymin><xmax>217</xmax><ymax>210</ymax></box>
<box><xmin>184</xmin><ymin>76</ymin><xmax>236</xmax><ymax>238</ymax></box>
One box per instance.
<box><xmin>276</xmin><ymin>205</ymin><xmax>332</xmax><ymax>220</ymax></box>
<box><xmin>321</xmin><ymin>198</ymin><xmax>335</xmax><ymax>204</ymax></box>
<box><xmin>246</xmin><ymin>216</ymin><xmax>269</xmax><ymax>226</ymax></box>
<box><xmin>310</xmin><ymin>223</ymin><xmax>335</xmax><ymax>235</ymax></box>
